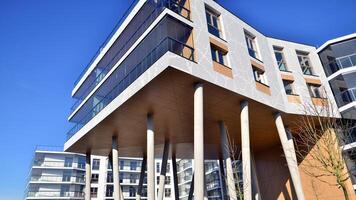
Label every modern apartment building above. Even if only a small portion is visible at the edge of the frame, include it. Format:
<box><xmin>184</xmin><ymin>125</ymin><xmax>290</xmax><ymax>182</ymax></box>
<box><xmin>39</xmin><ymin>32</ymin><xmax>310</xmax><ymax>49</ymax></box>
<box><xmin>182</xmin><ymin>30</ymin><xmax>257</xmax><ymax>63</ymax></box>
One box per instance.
<box><xmin>317</xmin><ymin>33</ymin><xmax>356</xmax><ymax>119</ymax></box>
<box><xmin>63</xmin><ymin>0</ymin><xmax>354</xmax><ymax>199</ymax></box>
<box><xmin>25</xmin><ymin>147</ymin><xmax>176</xmax><ymax>200</ymax></box>
<box><xmin>176</xmin><ymin>159</ymin><xmax>229</xmax><ymax>200</ymax></box>
<box><xmin>317</xmin><ymin>33</ymin><xmax>356</xmax><ymax>189</ymax></box>
<box><xmin>25</xmin><ymin>146</ymin><xmax>86</xmax><ymax>200</ymax></box>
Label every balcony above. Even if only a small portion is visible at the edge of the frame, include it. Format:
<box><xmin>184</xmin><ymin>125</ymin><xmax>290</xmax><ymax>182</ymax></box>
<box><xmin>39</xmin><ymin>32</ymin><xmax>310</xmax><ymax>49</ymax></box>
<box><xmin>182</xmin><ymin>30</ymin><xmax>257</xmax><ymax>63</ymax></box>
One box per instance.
<box><xmin>30</xmin><ymin>175</ymin><xmax>85</xmax><ymax>184</ymax></box>
<box><xmin>27</xmin><ymin>191</ymin><xmax>84</xmax><ymax>198</ymax></box>
<box><xmin>33</xmin><ymin>160</ymin><xmax>85</xmax><ymax>169</ymax></box>
<box><xmin>72</xmin><ymin>0</ymin><xmax>191</xmax><ymax>111</ymax></box>
<box><xmin>67</xmin><ymin>16</ymin><xmax>194</xmax><ymax>140</ymax></box>
<box><xmin>323</xmin><ymin>53</ymin><xmax>356</xmax><ymax>76</ymax></box>
<box><xmin>335</xmin><ymin>88</ymin><xmax>356</xmax><ymax>107</ymax></box>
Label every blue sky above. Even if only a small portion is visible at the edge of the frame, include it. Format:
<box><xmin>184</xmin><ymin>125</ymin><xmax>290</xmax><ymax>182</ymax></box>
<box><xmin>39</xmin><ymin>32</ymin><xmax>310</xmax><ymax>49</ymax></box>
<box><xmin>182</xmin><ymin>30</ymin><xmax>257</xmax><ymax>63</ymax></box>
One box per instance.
<box><xmin>0</xmin><ymin>0</ymin><xmax>354</xmax><ymax>199</ymax></box>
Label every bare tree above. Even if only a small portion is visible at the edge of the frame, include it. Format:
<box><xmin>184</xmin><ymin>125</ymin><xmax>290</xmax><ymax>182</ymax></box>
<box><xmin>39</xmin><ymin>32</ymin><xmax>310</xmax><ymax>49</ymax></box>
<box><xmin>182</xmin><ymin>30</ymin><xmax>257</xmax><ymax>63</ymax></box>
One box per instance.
<box><xmin>225</xmin><ymin>128</ymin><xmax>244</xmax><ymax>200</ymax></box>
<box><xmin>294</xmin><ymin>97</ymin><xmax>353</xmax><ymax>200</ymax></box>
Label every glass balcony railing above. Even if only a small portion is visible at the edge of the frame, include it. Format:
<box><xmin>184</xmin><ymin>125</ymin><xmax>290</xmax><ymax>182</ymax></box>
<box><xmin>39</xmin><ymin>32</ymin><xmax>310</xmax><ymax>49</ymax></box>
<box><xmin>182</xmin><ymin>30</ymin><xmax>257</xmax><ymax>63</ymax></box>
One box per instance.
<box><xmin>67</xmin><ymin>37</ymin><xmax>194</xmax><ymax>140</ymax></box>
<box><xmin>30</xmin><ymin>175</ymin><xmax>85</xmax><ymax>183</ymax></box>
<box><xmin>33</xmin><ymin>160</ymin><xmax>85</xmax><ymax>169</ymax></box>
<box><xmin>27</xmin><ymin>191</ymin><xmax>84</xmax><ymax>198</ymax></box>
<box><xmin>324</xmin><ymin>53</ymin><xmax>356</xmax><ymax>76</ymax></box>
<box><xmin>336</xmin><ymin>88</ymin><xmax>356</xmax><ymax>107</ymax></box>
<box><xmin>72</xmin><ymin>0</ymin><xmax>191</xmax><ymax>112</ymax></box>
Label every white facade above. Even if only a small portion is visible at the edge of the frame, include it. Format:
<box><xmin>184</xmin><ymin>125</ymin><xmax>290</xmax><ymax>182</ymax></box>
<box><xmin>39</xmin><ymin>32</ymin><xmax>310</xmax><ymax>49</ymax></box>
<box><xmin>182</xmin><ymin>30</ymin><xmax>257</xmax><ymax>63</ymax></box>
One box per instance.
<box><xmin>25</xmin><ymin>147</ymin><xmax>176</xmax><ymax>200</ymax></box>
<box><xmin>25</xmin><ymin>147</ymin><xmax>86</xmax><ymax>200</ymax></box>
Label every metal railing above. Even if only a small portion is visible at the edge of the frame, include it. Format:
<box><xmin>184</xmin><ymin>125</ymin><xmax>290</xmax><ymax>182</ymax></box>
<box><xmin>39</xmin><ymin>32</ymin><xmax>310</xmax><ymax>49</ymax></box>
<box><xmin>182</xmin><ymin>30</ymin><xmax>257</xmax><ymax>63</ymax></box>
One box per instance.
<box><xmin>72</xmin><ymin>0</ymin><xmax>191</xmax><ymax>105</ymax></box>
<box><xmin>67</xmin><ymin>37</ymin><xmax>194</xmax><ymax>140</ymax></box>
<box><xmin>324</xmin><ymin>53</ymin><xmax>356</xmax><ymax>75</ymax></box>
<box><xmin>27</xmin><ymin>191</ymin><xmax>84</xmax><ymax>198</ymax></box>
<box><xmin>30</xmin><ymin>175</ymin><xmax>85</xmax><ymax>183</ymax></box>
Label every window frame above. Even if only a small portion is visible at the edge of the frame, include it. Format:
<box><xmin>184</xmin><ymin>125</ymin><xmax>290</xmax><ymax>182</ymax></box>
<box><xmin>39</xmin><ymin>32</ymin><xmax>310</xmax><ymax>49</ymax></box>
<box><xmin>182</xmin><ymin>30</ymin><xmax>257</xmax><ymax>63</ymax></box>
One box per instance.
<box><xmin>210</xmin><ymin>44</ymin><xmax>227</xmax><ymax>66</ymax></box>
<box><xmin>297</xmin><ymin>51</ymin><xmax>314</xmax><ymax>75</ymax></box>
<box><xmin>307</xmin><ymin>83</ymin><xmax>323</xmax><ymax>98</ymax></box>
<box><xmin>92</xmin><ymin>159</ymin><xmax>100</xmax><ymax>170</ymax></box>
<box><xmin>245</xmin><ymin>31</ymin><xmax>260</xmax><ymax>60</ymax></box>
<box><xmin>90</xmin><ymin>187</ymin><xmax>98</xmax><ymax>198</ymax></box>
<box><xmin>91</xmin><ymin>173</ymin><xmax>99</xmax><ymax>183</ymax></box>
<box><xmin>206</xmin><ymin>8</ymin><xmax>221</xmax><ymax>38</ymax></box>
<box><xmin>273</xmin><ymin>47</ymin><xmax>288</xmax><ymax>71</ymax></box>
<box><xmin>252</xmin><ymin>67</ymin><xmax>268</xmax><ymax>86</ymax></box>
<box><xmin>282</xmin><ymin>80</ymin><xmax>296</xmax><ymax>95</ymax></box>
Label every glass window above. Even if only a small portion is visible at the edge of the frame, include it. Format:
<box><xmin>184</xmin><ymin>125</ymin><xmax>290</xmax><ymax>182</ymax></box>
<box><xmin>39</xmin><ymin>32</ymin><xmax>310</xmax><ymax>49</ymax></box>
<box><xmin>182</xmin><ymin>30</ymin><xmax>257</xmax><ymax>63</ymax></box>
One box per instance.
<box><xmin>64</xmin><ymin>157</ymin><xmax>73</xmax><ymax>167</ymax></box>
<box><xmin>106</xmin><ymin>185</ymin><xmax>113</xmax><ymax>197</ymax></box>
<box><xmin>130</xmin><ymin>174</ymin><xmax>136</xmax><ymax>183</ymax></box>
<box><xmin>165</xmin><ymin>188</ymin><xmax>171</xmax><ymax>197</ymax></box>
<box><xmin>130</xmin><ymin>161</ymin><xmax>137</xmax><ymax>171</ymax></box>
<box><xmin>107</xmin><ymin>160</ymin><xmax>112</xmax><ymax>170</ymax></box>
<box><xmin>273</xmin><ymin>47</ymin><xmax>288</xmax><ymax>71</ymax></box>
<box><xmin>120</xmin><ymin>160</ymin><xmax>124</xmax><ymax>170</ymax></box>
<box><xmin>78</xmin><ymin>157</ymin><xmax>86</xmax><ymax>169</ymax></box>
<box><xmin>62</xmin><ymin>170</ymin><xmax>71</xmax><ymax>182</ymax></box>
<box><xmin>60</xmin><ymin>185</ymin><xmax>70</xmax><ymax>197</ymax></box>
<box><xmin>165</xmin><ymin>176</ymin><xmax>171</xmax><ymax>184</ymax></box>
<box><xmin>91</xmin><ymin>174</ymin><xmax>99</xmax><ymax>183</ymax></box>
<box><xmin>129</xmin><ymin>186</ymin><xmax>136</xmax><ymax>197</ymax></box>
<box><xmin>252</xmin><ymin>67</ymin><xmax>267</xmax><ymax>85</ymax></box>
<box><xmin>307</xmin><ymin>84</ymin><xmax>322</xmax><ymax>98</ymax></box>
<box><xmin>92</xmin><ymin>159</ymin><xmax>100</xmax><ymax>170</ymax></box>
<box><xmin>283</xmin><ymin>80</ymin><xmax>295</xmax><ymax>95</ymax></box>
<box><xmin>156</xmin><ymin>162</ymin><xmax>160</xmax><ymax>173</ymax></box>
<box><xmin>90</xmin><ymin>187</ymin><xmax>98</xmax><ymax>198</ymax></box>
<box><xmin>107</xmin><ymin>172</ymin><xmax>113</xmax><ymax>183</ymax></box>
<box><xmin>211</xmin><ymin>45</ymin><xmax>227</xmax><ymax>66</ymax></box>
<box><xmin>245</xmin><ymin>32</ymin><xmax>260</xmax><ymax>60</ymax></box>
<box><xmin>297</xmin><ymin>51</ymin><xmax>314</xmax><ymax>75</ymax></box>
<box><xmin>206</xmin><ymin>9</ymin><xmax>221</xmax><ymax>38</ymax></box>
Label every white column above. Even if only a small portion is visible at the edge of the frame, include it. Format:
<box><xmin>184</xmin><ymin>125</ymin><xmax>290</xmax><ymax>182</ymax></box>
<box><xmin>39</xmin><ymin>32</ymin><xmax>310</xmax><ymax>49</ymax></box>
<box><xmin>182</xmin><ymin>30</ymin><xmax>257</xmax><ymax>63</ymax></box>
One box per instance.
<box><xmin>112</xmin><ymin>137</ymin><xmax>121</xmax><ymax>200</ymax></box>
<box><xmin>85</xmin><ymin>152</ymin><xmax>91</xmax><ymax>200</ymax></box>
<box><xmin>274</xmin><ymin>113</ymin><xmax>305</xmax><ymax>200</ymax></box>
<box><xmin>147</xmin><ymin>114</ymin><xmax>155</xmax><ymax>200</ymax></box>
<box><xmin>251</xmin><ymin>154</ymin><xmax>261</xmax><ymax>200</ymax></box>
<box><xmin>240</xmin><ymin>101</ymin><xmax>251</xmax><ymax>200</ymax></box>
<box><xmin>219</xmin><ymin>122</ymin><xmax>238</xmax><ymax>200</ymax></box>
<box><xmin>194</xmin><ymin>83</ymin><xmax>204</xmax><ymax>200</ymax></box>
<box><xmin>157</xmin><ymin>141</ymin><xmax>170</xmax><ymax>200</ymax></box>
<box><xmin>136</xmin><ymin>156</ymin><xmax>147</xmax><ymax>200</ymax></box>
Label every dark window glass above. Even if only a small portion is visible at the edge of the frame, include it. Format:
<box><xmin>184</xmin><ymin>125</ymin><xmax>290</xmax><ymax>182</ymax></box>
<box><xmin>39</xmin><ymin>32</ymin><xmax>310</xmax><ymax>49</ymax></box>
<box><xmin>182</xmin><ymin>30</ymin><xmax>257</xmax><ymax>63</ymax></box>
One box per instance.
<box><xmin>283</xmin><ymin>80</ymin><xmax>294</xmax><ymax>95</ymax></box>
<box><xmin>92</xmin><ymin>159</ymin><xmax>100</xmax><ymax>170</ymax></box>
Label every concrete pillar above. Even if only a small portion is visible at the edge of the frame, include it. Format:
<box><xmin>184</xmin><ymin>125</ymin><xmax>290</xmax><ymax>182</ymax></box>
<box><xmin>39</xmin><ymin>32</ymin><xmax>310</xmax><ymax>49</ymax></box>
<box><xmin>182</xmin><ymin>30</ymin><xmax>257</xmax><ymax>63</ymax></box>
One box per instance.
<box><xmin>157</xmin><ymin>141</ymin><xmax>170</xmax><ymax>200</ymax></box>
<box><xmin>194</xmin><ymin>83</ymin><xmax>204</xmax><ymax>200</ymax></box>
<box><xmin>85</xmin><ymin>152</ymin><xmax>91</xmax><ymax>200</ymax></box>
<box><xmin>251</xmin><ymin>154</ymin><xmax>261</xmax><ymax>200</ymax></box>
<box><xmin>172</xmin><ymin>152</ymin><xmax>179</xmax><ymax>200</ymax></box>
<box><xmin>219</xmin><ymin>122</ymin><xmax>238</xmax><ymax>200</ymax></box>
<box><xmin>274</xmin><ymin>113</ymin><xmax>305</xmax><ymax>200</ymax></box>
<box><xmin>147</xmin><ymin>114</ymin><xmax>155</xmax><ymax>200</ymax></box>
<box><xmin>136</xmin><ymin>156</ymin><xmax>147</xmax><ymax>200</ymax></box>
<box><xmin>112</xmin><ymin>137</ymin><xmax>122</xmax><ymax>200</ymax></box>
<box><xmin>240</xmin><ymin>101</ymin><xmax>251</xmax><ymax>200</ymax></box>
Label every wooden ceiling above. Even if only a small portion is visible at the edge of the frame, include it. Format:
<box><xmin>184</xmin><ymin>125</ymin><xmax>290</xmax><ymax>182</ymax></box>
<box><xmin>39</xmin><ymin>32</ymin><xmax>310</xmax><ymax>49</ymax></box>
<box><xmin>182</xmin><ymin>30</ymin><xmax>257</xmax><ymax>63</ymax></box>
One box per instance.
<box><xmin>67</xmin><ymin>67</ymin><xmax>303</xmax><ymax>159</ymax></box>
